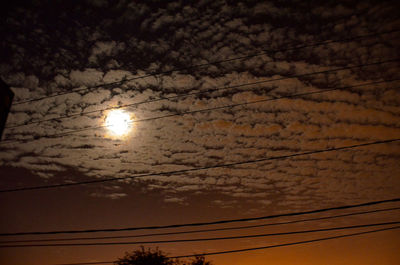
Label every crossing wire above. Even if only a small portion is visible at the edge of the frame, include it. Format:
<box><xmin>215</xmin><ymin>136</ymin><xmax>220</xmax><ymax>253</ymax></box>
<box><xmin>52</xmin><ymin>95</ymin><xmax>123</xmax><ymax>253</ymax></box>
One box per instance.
<box><xmin>5</xmin><ymin>59</ymin><xmax>400</xmax><ymax>130</ymax></box>
<box><xmin>2</xmin><ymin>59</ymin><xmax>399</xmax><ymax>144</ymax></box>
<box><xmin>2</xmin><ymin>11</ymin><xmax>398</xmax><ymax>265</ymax></box>
<box><xmin>1</xmin><ymin>221</ymin><xmax>398</xmax><ymax>248</ymax></box>
<box><xmin>170</xmin><ymin>225</ymin><xmax>400</xmax><ymax>259</ymax></box>
<box><xmin>0</xmin><ymin>138</ymin><xmax>399</xmax><ymax>194</ymax></box>
<box><xmin>0</xmin><ymin>197</ymin><xmax>399</xmax><ymax>237</ymax></box>
<box><xmin>11</xmin><ymin>29</ymin><xmax>400</xmax><ymax>106</ymax></box>
<box><xmin>1</xmin><ymin>206</ymin><xmax>398</xmax><ymax>244</ymax></box>
<box><xmin>52</xmin><ymin>226</ymin><xmax>400</xmax><ymax>265</ymax></box>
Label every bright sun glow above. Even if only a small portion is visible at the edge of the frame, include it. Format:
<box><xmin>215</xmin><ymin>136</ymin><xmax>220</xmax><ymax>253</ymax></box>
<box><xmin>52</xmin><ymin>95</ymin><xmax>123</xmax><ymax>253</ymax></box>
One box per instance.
<box><xmin>105</xmin><ymin>110</ymin><xmax>132</xmax><ymax>136</ymax></box>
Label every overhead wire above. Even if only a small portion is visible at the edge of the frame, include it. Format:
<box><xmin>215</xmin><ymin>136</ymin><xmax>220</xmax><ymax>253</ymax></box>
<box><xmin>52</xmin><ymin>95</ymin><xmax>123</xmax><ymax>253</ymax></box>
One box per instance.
<box><xmin>0</xmin><ymin>138</ymin><xmax>399</xmax><ymax>193</ymax></box>
<box><xmin>4</xmin><ymin>5</ymin><xmax>373</xmax><ymax>105</ymax></box>
<box><xmin>52</xmin><ymin>225</ymin><xmax>400</xmax><ymax>265</ymax></box>
<box><xmin>170</xmin><ymin>225</ymin><xmax>400</xmax><ymax>259</ymax></box>
<box><xmin>1</xmin><ymin>206</ymin><xmax>398</xmax><ymax>244</ymax></box>
<box><xmin>2</xmin><ymin>18</ymin><xmax>399</xmax><ymax>243</ymax></box>
<box><xmin>4</xmin><ymin>6</ymin><xmax>370</xmax><ymax>106</ymax></box>
<box><xmin>0</xmin><ymin>221</ymin><xmax>398</xmax><ymax>248</ymax></box>
<box><xmin>5</xmin><ymin>59</ymin><xmax>400</xmax><ymax>130</ymax></box>
<box><xmin>2</xmin><ymin>59</ymin><xmax>399</xmax><ymax>144</ymax></box>
<box><xmin>11</xmin><ymin>29</ymin><xmax>400</xmax><ymax>106</ymax></box>
<box><xmin>4</xmin><ymin>78</ymin><xmax>399</xmax><ymax>145</ymax></box>
<box><xmin>0</xmin><ymin>197</ymin><xmax>399</xmax><ymax>236</ymax></box>
<box><xmin>2</xmin><ymin>10</ymin><xmax>399</xmax><ymax>265</ymax></box>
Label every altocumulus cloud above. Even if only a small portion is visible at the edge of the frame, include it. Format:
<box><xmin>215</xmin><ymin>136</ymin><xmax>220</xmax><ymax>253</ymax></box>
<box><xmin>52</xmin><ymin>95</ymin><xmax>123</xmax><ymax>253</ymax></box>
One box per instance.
<box><xmin>0</xmin><ymin>0</ymin><xmax>399</xmax><ymax>212</ymax></box>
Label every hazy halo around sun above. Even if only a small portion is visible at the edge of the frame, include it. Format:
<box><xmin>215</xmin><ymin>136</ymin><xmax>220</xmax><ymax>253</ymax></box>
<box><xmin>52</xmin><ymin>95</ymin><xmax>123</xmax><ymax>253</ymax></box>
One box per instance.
<box><xmin>105</xmin><ymin>110</ymin><xmax>132</xmax><ymax>136</ymax></box>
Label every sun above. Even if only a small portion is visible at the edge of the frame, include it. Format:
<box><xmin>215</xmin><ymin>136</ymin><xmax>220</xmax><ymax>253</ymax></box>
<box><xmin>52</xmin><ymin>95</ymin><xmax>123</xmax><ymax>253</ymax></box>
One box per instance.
<box><xmin>105</xmin><ymin>110</ymin><xmax>132</xmax><ymax>136</ymax></box>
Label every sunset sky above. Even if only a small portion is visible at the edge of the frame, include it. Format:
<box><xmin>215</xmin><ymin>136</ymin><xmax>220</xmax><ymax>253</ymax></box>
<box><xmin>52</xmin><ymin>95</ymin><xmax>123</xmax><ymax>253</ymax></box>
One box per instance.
<box><xmin>1</xmin><ymin>1</ymin><xmax>400</xmax><ymax>264</ymax></box>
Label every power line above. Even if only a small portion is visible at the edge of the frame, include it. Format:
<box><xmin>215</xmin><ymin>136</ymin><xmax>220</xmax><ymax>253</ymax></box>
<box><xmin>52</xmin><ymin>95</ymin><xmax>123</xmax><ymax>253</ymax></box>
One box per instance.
<box><xmin>0</xmin><ymin>197</ymin><xmax>399</xmax><ymax>237</ymax></box>
<box><xmin>5</xmin><ymin>61</ymin><xmax>399</xmax><ymax>130</ymax></box>
<box><xmin>170</xmin><ymin>226</ymin><xmax>400</xmax><ymax>259</ymax></box>
<box><xmin>11</xmin><ymin>29</ymin><xmax>400</xmax><ymax>106</ymax></box>
<box><xmin>2</xmin><ymin>10</ymin><xmax>395</xmax><ymax>265</ymax></box>
<box><xmin>1</xmin><ymin>221</ymin><xmax>398</xmax><ymax>248</ymax></box>
<box><xmin>0</xmin><ymin>138</ymin><xmax>399</xmax><ymax>193</ymax></box>
<box><xmin>53</xmin><ymin>226</ymin><xmax>400</xmax><ymax>265</ymax></box>
<box><xmin>2</xmin><ymin>60</ymin><xmax>398</xmax><ymax>144</ymax></box>
<box><xmin>1</xmin><ymin>206</ymin><xmax>398</xmax><ymax>244</ymax></box>
<box><xmin>4</xmin><ymin>76</ymin><xmax>398</xmax><ymax>144</ymax></box>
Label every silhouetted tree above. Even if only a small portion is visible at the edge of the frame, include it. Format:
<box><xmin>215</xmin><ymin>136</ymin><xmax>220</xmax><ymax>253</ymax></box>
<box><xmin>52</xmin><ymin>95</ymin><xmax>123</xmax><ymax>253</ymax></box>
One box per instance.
<box><xmin>114</xmin><ymin>247</ymin><xmax>213</xmax><ymax>265</ymax></box>
<box><xmin>115</xmin><ymin>247</ymin><xmax>173</xmax><ymax>265</ymax></box>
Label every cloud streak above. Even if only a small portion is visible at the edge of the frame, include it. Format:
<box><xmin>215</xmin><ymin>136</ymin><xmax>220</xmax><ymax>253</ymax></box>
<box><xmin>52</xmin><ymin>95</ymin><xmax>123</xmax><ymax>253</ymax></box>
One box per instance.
<box><xmin>1</xmin><ymin>0</ymin><xmax>400</xmax><ymax>212</ymax></box>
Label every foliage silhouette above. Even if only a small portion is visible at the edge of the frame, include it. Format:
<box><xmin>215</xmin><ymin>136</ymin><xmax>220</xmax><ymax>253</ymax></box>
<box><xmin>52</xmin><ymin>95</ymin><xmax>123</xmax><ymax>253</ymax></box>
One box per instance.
<box><xmin>114</xmin><ymin>247</ymin><xmax>213</xmax><ymax>265</ymax></box>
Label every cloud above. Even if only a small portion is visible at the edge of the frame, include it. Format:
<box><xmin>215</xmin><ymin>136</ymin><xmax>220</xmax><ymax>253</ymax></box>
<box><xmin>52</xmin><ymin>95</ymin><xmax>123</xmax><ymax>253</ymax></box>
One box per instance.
<box><xmin>90</xmin><ymin>192</ymin><xmax>128</xmax><ymax>200</ymax></box>
<box><xmin>164</xmin><ymin>197</ymin><xmax>186</xmax><ymax>204</ymax></box>
<box><xmin>70</xmin><ymin>69</ymin><xmax>104</xmax><ymax>86</ymax></box>
<box><xmin>1</xmin><ymin>0</ymin><xmax>399</xmax><ymax>210</ymax></box>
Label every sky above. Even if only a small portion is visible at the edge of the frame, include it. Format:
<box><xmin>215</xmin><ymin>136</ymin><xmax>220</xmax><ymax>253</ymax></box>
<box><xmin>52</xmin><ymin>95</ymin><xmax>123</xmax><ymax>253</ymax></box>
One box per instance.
<box><xmin>0</xmin><ymin>0</ymin><xmax>400</xmax><ymax>264</ymax></box>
